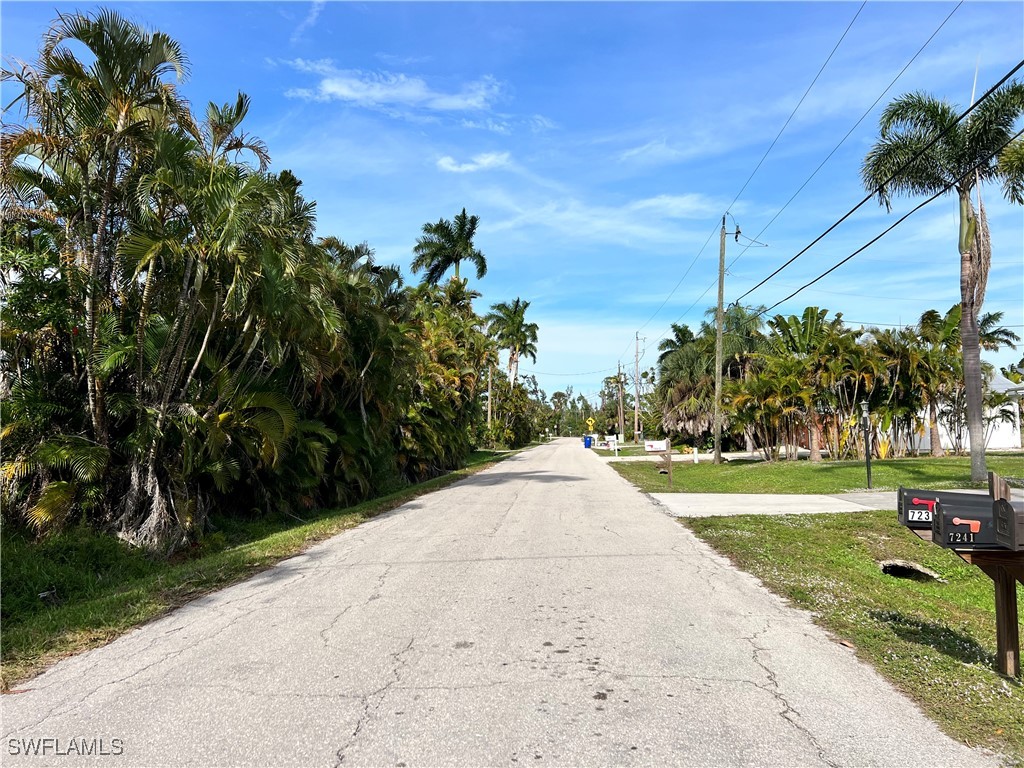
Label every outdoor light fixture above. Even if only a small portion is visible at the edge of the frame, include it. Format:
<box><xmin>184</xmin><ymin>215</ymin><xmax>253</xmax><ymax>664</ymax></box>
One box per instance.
<box><xmin>860</xmin><ymin>400</ymin><xmax>872</xmax><ymax>489</ymax></box>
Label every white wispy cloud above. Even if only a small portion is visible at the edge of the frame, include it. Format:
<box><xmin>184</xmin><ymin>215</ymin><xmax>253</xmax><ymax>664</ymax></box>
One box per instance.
<box><xmin>618</xmin><ymin>136</ymin><xmax>725</xmax><ymax>166</ymax></box>
<box><xmin>290</xmin><ymin>1</ymin><xmax>325</xmax><ymax>45</ymax></box>
<box><xmin>375</xmin><ymin>52</ymin><xmax>433</xmax><ymax>66</ymax></box>
<box><xmin>460</xmin><ymin>114</ymin><xmax>557</xmax><ymax>135</ymax></box>
<box><xmin>437</xmin><ymin>152</ymin><xmax>511</xmax><ymax>173</ymax></box>
<box><xmin>284</xmin><ymin>59</ymin><xmax>501</xmax><ymax>111</ymax></box>
<box><xmin>619</xmin><ymin>138</ymin><xmax>686</xmax><ymax>164</ymax></box>
<box><xmin>627</xmin><ymin>194</ymin><xmax>720</xmax><ymax>219</ymax></box>
<box><xmin>528</xmin><ymin>115</ymin><xmax>557</xmax><ymax>133</ymax></box>
<box><xmin>460</xmin><ymin>117</ymin><xmax>512</xmax><ymax>135</ymax></box>
<box><xmin>485</xmin><ymin>194</ymin><xmax>720</xmax><ymax>249</ymax></box>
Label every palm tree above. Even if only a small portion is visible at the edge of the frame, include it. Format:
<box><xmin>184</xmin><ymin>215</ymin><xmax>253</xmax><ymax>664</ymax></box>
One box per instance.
<box><xmin>765</xmin><ymin>307</ymin><xmax>846</xmax><ymax>462</ymax></box>
<box><xmin>411</xmin><ymin>207</ymin><xmax>487</xmax><ymax>285</ymax></box>
<box><xmin>916</xmin><ymin>307</ymin><xmax>961</xmax><ymax>457</ymax></box>
<box><xmin>486</xmin><ymin>298</ymin><xmax>538</xmax><ymax>384</ymax></box>
<box><xmin>862</xmin><ymin>83</ymin><xmax>1024</xmax><ymax>480</ymax></box>
<box><xmin>658</xmin><ymin>335</ymin><xmax>715</xmax><ymax>439</ymax></box>
<box><xmin>3</xmin><ymin>9</ymin><xmax>190</xmax><ymax>448</ymax></box>
<box><xmin>657</xmin><ymin>323</ymin><xmax>696</xmax><ymax>364</ymax></box>
<box><xmin>913</xmin><ymin>305</ymin><xmax>1019</xmax><ymax>457</ymax></box>
<box><xmin>979</xmin><ymin>309</ymin><xmax>1021</xmax><ymax>352</ymax></box>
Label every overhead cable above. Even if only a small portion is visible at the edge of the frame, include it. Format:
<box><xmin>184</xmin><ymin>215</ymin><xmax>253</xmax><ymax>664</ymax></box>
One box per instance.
<box><xmin>724</xmin><ymin>1</ymin><xmax>964</xmax><ymax>275</ymax></box>
<box><xmin>735</xmin><ymin>56</ymin><xmax>1024</xmax><ymax>303</ymax></box>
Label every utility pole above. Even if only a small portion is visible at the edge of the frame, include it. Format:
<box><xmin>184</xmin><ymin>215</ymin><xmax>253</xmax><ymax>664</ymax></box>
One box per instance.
<box><xmin>713</xmin><ymin>215</ymin><xmax>726</xmax><ymax>465</ymax></box>
<box><xmin>616</xmin><ymin>363</ymin><xmax>625</xmax><ymax>440</ymax></box>
<box><xmin>634</xmin><ymin>332</ymin><xmax>641</xmax><ymax>443</ymax></box>
<box><xmin>487</xmin><ymin>364</ymin><xmax>492</xmax><ymax>430</ymax></box>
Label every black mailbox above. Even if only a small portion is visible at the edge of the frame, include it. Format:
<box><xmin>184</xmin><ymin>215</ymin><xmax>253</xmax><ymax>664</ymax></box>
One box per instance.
<box><xmin>931</xmin><ymin>496</ymin><xmax>1005</xmax><ymax>550</ymax></box>
<box><xmin>898</xmin><ymin>488</ymin><xmax>991</xmax><ymax>531</ymax></box>
<box><xmin>897</xmin><ymin>487</ymin><xmax>940</xmax><ymax>529</ymax></box>
<box><xmin>993</xmin><ymin>499</ymin><xmax>1024</xmax><ymax>551</ymax></box>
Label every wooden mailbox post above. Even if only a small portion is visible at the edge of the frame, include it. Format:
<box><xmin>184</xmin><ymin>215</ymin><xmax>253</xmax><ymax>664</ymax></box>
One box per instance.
<box><xmin>901</xmin><ymin>472</ymin><xmax>1023</xmax><ymax>678</ymax></box>
<box><xmin>644</xmin><ymin>439</ymin><xmax>673</xmax><ymax>488</ymax></box>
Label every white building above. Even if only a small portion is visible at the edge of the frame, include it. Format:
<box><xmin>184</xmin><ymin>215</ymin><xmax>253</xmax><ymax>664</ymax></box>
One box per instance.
<box><xmin>911</xmin><ymin>371</ymin><xmax>1023</xmax><ymax>452</ymax></box>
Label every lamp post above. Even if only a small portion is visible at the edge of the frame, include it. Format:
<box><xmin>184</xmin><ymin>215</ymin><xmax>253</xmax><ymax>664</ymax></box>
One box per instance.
<box><xmin>860</xmin><ymin>400</ymin><xmax>872</xmax><ymax>490</ymax></box>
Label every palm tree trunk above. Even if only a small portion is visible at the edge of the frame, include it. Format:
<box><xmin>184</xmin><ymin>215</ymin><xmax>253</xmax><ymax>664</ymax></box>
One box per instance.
<box><xmin>85</xmin><ymin>149</ymin><xmax>119</xmax><ymax>446</ymax></box>
<box><xmin>135</xmin><ymin>256</ymin><xmax>157</xmax><ymax>399</ymax></box>
<box><xmin>960</xmin><ymin>297</ymin><xmax>987</xmax><ymax>479</ymax></box>
<box><xmin>928</xmin><ymin>398</ymin><xmax>944</xmax><ymax>457</ymax></box>
<box><xmin>180</xmin><ymin>290</ymin><xmax>220</xmax><ymax>399</ymax></box>
<box><xmin>958</xmin><ymin>190</ymin><xmax>987</xmax><ymax>481</ymax></box>
<box><xmin>808</xmin><ymin>404</ymin><xmax>822</xmax><ymax>462</ymax></box>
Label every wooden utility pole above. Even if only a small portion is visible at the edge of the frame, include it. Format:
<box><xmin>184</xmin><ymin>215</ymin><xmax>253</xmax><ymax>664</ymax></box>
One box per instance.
<box><xmin>713</xmin><ymin>215</ymin><xmax>726</xmax><ymax>464</ymax></box>
<box><xmin>634</xmin><ymin>332</ymin><xmax>641</xmax><ymax>443</ymax></box>
<box><xmin>616</xmin><ymin>363</ymin><xmax>625</xmax><ymax>440</ymax></box>
<box><xmin>487</xmin><ymin>365</ymin><xmax>492</xmax><ymax>430</ymax></box>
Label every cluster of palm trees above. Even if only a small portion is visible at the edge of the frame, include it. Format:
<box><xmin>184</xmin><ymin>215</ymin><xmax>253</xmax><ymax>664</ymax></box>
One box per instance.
<box><xmin>657</xmin><ymin>305</ymin><xmax>1019</xmax><ymax>462</ymax></box>
<box><xmin>0</xmin><ymin>10</ymin><xmax>543</xmax><ymax>552</ymax></box>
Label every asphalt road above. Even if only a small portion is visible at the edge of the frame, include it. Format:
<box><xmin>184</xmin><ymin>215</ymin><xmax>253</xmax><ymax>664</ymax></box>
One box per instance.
<box><xmin>2</xmin><ymin>439</ymin><xmax>999</xmax><ymax>767</ymax></box>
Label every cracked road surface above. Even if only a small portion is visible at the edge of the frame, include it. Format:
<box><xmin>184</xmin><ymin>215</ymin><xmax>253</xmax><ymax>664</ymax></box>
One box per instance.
<box><xmin>2</xmin><ymin>439</ymin><xmax>998</xmax><ymax>767</ymax></box>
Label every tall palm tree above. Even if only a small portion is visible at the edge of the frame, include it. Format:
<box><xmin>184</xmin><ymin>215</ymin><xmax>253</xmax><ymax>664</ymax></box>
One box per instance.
<box><xmin>657</xmin><ymin>323</ymin><xmax>696</xmax><ymax>364</ymax></box>
<box><xmin>486</xmin><ymin>298</ymin><xmax>538</xmax><ymax>383</ymax></box>
<box><xmin>861</xmin><ymin>83</ymin><xmax>1024</xmax><ymax>480</ymax></box>
<box><xmin>411</xmin><ymin>207</ymin><xmax>487</xmax><ymax>285</ymax></box>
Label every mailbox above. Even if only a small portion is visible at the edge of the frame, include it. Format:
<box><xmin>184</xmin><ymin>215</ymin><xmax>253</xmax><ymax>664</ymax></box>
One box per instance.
<box><xmin>897</xmin><ymin>487</ymin><xmax>939</xmax><ymax>529</ymax></box>
<box><xmin>931</xmin><ymin>497</ymin><xmax>1005</xmax><ymax>550</ymax></box>
<box><xmin>898</xmin><ymin>488</ymin><xmax>990</xmax><ymax>531</ymax></box>
<box><xmin>993</xmin><ymin>499</ymin><xmax>1024</xmax><ymax>551</ymax></box>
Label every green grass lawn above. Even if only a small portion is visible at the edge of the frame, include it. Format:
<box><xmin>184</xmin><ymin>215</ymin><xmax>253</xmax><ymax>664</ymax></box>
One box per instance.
<box><xmin>0</xmin><ymin>450</ymin><xmax>510</xmax><ymax>690</ymax></box>
<box><xmin>684</xmin><ymin>510</ymin><xmax>1023</xmax><ymax>761</ymax></box>
<box><xmin>612</xmin><ymin>454</ymin><xmax>1024</xmax><ymax>494</ymax></box>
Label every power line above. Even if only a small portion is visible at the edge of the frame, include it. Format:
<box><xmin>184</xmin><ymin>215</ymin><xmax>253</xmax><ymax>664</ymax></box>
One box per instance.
<box><xmin>519</xmin><ymin>366</ymin><xmax>618</xmax><ymax>377</ymax></box>
<box><xmin>728</xmin><ymin>280</ymin><xmax>958</xmax><ymax>304</ymax></box>
<box><xmin>634</xmin><ymin>223</ymin><xmax>720</xmax><ymax>334</ymax></box>
<box><xmin>631</xmin><ymin>1</ymin><xmax>871</xmax><ymax>343</ymax></box>
<box><xmin>615</xmin><ymin>3</ymin><xmax>1002</xmax><ymax>379</ymax></box>
<box><xmin>845</xmin><ymin>320</ymin><xmax>1024</xmax><ymax>328</ymax></box>
<box><xmin>735</xmin><ymin>56</ymin><xmax>1024</xmax><ymax>303</ymax></box>
<box><xmin>638</xmin><ymin>5</ymin><xmax>966</xmax><ymax>354</ymax></box>
<box><xmin>751</xmin><ymin>126</ymin><xmax>1024</xmax><ymax>320</ymax></box>
<box><xmin>726</xmin><ymin>0</ymin><xmax>868</xmax><ymax>213</ymax></box>
<box><xmin>723</xmin><ymin>1</ymin><xmax>964</xmax><ymax>276</ymax></box>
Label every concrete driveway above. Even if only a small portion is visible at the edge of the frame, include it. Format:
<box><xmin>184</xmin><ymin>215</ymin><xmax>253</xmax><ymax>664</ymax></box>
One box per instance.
<box><xmin>652</xmin><ymin>487</ymin><xmax>1023</xmax><ymax>518</ymax></box>
<box><xmin>1</xmin><ymin>439</ymin><xmax>999</xmax><ymax>766</ymax></box>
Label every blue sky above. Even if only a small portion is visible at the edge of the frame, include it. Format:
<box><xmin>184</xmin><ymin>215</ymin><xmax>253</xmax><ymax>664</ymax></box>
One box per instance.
<box><xmin>4</xmin><ymin>1</ymin><xmax>1023</xmax><ymax>405</ymax></box>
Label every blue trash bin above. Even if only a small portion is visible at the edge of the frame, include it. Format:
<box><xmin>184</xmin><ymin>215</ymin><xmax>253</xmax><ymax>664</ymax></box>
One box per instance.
<box><xmin>584</xmin><ymin>436</ymin><xmax>593</xmax><ymax>449</ymax></box>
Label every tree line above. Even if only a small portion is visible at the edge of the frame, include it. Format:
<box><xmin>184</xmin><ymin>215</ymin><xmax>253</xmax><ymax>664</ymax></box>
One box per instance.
<box><xmin>656</xmin><ymin>304</ymin><xmax>1020</xmax><ymax>461</ymax></box>
<box><xmin>1</xmin><ymin>10</ymin><xmax>545</xmax><ymax>553</ymax></box>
